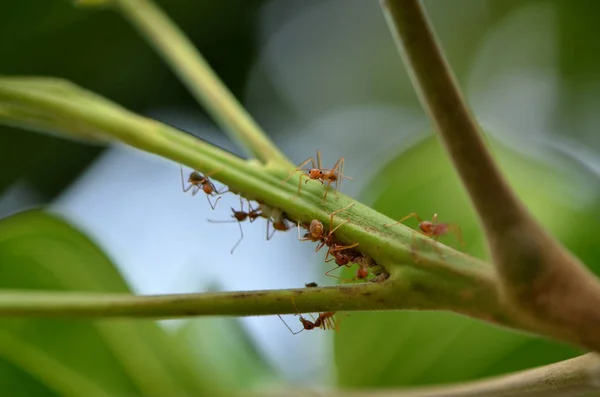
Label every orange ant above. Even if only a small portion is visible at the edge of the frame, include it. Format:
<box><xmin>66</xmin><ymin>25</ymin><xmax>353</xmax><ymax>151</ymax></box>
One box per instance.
<box><xmin>282</xmin><ymin>149</ymin><xmax>353</xmax><ymax>203</ymax></box>
<box><xmin>385</xmin><ymin>212</ymin><xmax>465</xmax><ymax>254</ymax></box>
<box><xmin>207</xmin><ymin>198</ymin><xmax>261</xmax><ymax>254</ymax></box>
<box><xmin>323</xmin><ymin>245</ymin><xmax>364</xmax><ymax>279</ymax></box>
<box><xmin>298</xmin><ymin>203</ymin><xmax>357</xmax><ymax>253</ymax></box>
<box><xmin>180</xmin><ymin>165</ymin><xmax>227</xmax><ymax>210</ymax></box>
<box><xmin>277</xmin><ymin>296</ymin><xmax>340</xmax><ymax>335</ymax></box>
<box><xmin>326</xmin><ymin>255</ymin><xmax>371</xmax><ymax>283</ymax></box>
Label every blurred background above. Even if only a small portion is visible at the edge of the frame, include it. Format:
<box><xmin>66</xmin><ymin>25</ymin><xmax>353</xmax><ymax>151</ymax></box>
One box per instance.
<box><xmin>1</xmin><ymin>0</ymin><xmax>600</xmax><ymax>395</ymax></box>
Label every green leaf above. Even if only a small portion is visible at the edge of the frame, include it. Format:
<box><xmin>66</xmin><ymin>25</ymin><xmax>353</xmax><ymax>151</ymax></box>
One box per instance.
<box><xmin>335</xmin><ymin>135</ymin><xmax>593</xmax><ymax>388</ymax></box>
<box><xmin>176</xmin><ymin>316</ymin><xmax>278</xmax><ymax>392</ymax></box>
<box><xmin>0</xmin><ymin>209</ymin><xmax>220</xmax><ymax>396</ymax></box>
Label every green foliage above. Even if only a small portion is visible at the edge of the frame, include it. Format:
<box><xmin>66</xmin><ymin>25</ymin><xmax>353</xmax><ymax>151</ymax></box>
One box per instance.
<box><xmin>0</xmin><ymin>210</ymin><xmax>273</xmax><ymax>396</ymax></box>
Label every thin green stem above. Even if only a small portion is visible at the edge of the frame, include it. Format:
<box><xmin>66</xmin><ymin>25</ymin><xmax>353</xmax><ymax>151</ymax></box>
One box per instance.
<box><xmin>0</xmin><ymin>269</ymin><xmax>504</xmax><ymax>323</ymax></box>
<box><xmin>107</xmin><ymin>0</ymin><xmax>290</xmax><ymax>166</ymax></box>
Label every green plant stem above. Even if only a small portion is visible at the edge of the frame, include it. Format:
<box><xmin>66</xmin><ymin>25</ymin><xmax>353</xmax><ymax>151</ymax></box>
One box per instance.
<box><xmin>243</xmin><ymin>354</ymin><xmax>600</xmax><ymax>397</ymax></box>
<box><xmin>108</xmin><ymin>0</ymin><xmax>290</xmax><ymax>167</ymax></box>
<box><xmin>380</xmin><ymin>0</ymin><xmax>600</xmax><ymax>353</ymax></box>
<box><xmin>0</xmin><ymin>275</ymin><xmax>494</xmax><ymax>319</ymax></box>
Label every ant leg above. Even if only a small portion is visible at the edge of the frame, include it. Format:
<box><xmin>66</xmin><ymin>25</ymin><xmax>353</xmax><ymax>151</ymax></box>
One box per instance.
<box><xmin>329</xmin><ymin>157</ymin><xmax>345</xmax><ymax>193</ymax></box>
<box><xmin>329</xmin><ymin>242</ymin><xmax>359</xmax><ymax>253</ymax></box>
<box><xmin>315</xmin><ymin>239</ymin><xmax>328</xmax><ymax>253</ymax></box>
<box><xmin>325</xmin><ymin>272</ymin><xmax>355</xmax><ymax>283</ymax></box>
<box><xmin>384</xmin><ymin>212</ymin><xmax>424</xmax><ymax>227</ymax></box>
<box><xmin>267</xmin><ymin>219</ymin><xmax>277</xmax><ymax>241</ymax></box>
<box><xmin>205</xmin><ymin>194</ymin><xmax>221</xmax><ymax>210</ymax></box>
<box><xmin>190</xmin><ymin>186</ymin><xmax>202</xmax><ymax>196</ymax></box>
<box><xmin>277</xmin><ymin>315</ymin><xmax>304</xmax><ymax>335</ymax></box>
<box><xmin>316</xmin><ymin>149</ymin><xmax>322</xmax><ymax>170</ymax></box>
<box><xmin>180</xmin><ymin>165</ymin><xmax>192</xmax><ymax>193</ymax></box>
<box><xmin>322</xmin><ymin>180</ymin><xmax>333</xmax><ymax>204</ymax></box>
<box><xmin>281</xmin><ymin>157</ymin><xmax>315</xmax><ymax>185</ymax></box>
<box><xmin>325</xmin><ymin>265</ymin><xmax>352</xmax><ymax>280</ymax></box>
<box><xmin>327</xmin><ymin>203</ymin><xmax>355</xmax><ymax>233</ymax></box>
<box><xmin>448</xmin><ymin>224</ymin><xmax>466</xmax><ymax>247</ymax></box>
<box><xmin>230</xmin><ymin>221</ymin><xmax>244</xmax><ymax>254</ymax></box>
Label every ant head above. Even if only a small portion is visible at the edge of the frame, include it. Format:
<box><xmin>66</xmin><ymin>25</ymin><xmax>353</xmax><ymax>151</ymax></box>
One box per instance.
<box><xmin>419</xmin><ymin>221</ymin><xmax>434</xmax><ymax>234</ymax></box>
<box><xmin>309</xmin><ymin>220</ymin><xmax>324</xmax><ymax>238</ymax></box>
<box><xmin>335</xmin><ymin>252</ymin><xmax>351</xmax><ymax>266</ymax></box>
<box><xmin>308</xmin><ymin>169</ymin><xmax>324</xmax><ymax>179</ymax></box>
<box><xmin>189</xmin><ymin>171</ymin><xmax>205</xmax><ymax>184</ymax></box>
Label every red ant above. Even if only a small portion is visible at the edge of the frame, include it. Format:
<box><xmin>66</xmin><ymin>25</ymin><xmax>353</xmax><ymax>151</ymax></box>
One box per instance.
<box><xmin>281</xmin><ymin>149</ymin><xmax>353</xmax><ymax>203</ymax></box>
<box><xmin>326</xmin><ymin>255</ymin><xmax>371</xmax><ymax>283</ymax></box>
<box><xmin>277</xmin><ymin>296</ymin><xmax>340</xmax><ymax>335</ymax></box>
<box><xmin>180</xmin><ymin>165</ymin><xmax>227</xmax><ymax>210</ymax></box>
<box><xmin>298</xmin><ymin>203</ymin><xmax>357</xmax><ymax>253</ymax></box>
<box><xmin>207</xmin><ymin>198</ymin><xmax>261</xmax><ymax>254</ymax></box>
<box><xmin>384</xmin><ymin>212</ymin><xmax>465</xmax><ymax>254</ymax></box>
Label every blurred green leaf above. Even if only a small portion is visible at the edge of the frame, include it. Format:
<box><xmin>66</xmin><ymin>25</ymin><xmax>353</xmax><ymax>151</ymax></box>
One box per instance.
<box><xmin>0</xmin><ymin>209</ymin><xmax>223</xmax><ymax>396</ymax></box>
<box><xmin>335</xmin><ymin>135</ymin><xmax>598</xmax><ymax>389</ymax></box>
<box><xmin>176</xmin><ymin>315</ymin><xmax>278</xmax><ymax>392</ymax></box>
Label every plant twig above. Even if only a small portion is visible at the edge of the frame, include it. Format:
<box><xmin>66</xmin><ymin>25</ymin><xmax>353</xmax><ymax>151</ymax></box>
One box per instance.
<box><xmin>80</xmin><ymin>0</ymin><xmax>291</xmax><ymax>167</ymax></box>
<box><xmin>380</xmin><ymin>0</ymin><xmax>600</xmax><ymax>352</ymax></box>
<box><xmin>0</xmin><ymin>277</ymin><xmax>493</xmax><ymax>319</ymax></box>
<box><xmin>243</xmin><ymin>354</ymin><xmax>600</xmax><ymax>397</ymax></box>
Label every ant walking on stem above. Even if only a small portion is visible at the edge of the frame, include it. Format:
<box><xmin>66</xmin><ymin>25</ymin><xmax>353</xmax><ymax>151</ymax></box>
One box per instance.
<box><xmin>298</xmin><ymin>203</ymin><xmax>357</xmax><ymax>253</ymax></box>
<box><xmin>207</xmin><ymin>197</ymin><xmax>261</xmax><ymax>254</ymax></box>
<box><xmin>180</xmin><ymin>165</ymin><xmax>227</xmax><ymax>210</ymax></box>
<box><xmin>384</xmin><ymin>212</ymin><xmax>465</xmax><ymax>255</ymax></box>
<box><xmin>281</xmin><ymin>149</ymin><xmax>353</xmax><ymax>203</ymax></box>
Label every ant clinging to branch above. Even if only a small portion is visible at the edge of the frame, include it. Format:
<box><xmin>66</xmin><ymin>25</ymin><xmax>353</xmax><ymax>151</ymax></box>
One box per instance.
<box><xmin>180</xmin><ymin>165</ymin><xmax>227</xmax><ymax>210</ymax></box>
<box><xmin>281</xmin><ymin>149</ymin><xmax>353</xmax><ymax>203</ymax></box>
<box><xmin>385</xmin><ymin>212</ymin><xmax>465</xmax><ymax>256</ymax></box>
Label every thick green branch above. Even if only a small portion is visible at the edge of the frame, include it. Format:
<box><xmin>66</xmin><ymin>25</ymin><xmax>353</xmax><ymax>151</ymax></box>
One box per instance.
<box><xmin>380</xmin><ymin>0</ymin><xmax>600</xmax><ymax>352</ymax></box>
<box><xmin>78</xmin><ymin>0</ymin><xmax>290</xmax><ymax>166</ymax></box>
<box><xmin>244</xmin><ymin>354</ymin><xmax>600</xmax><ymax>397</ymax></box>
